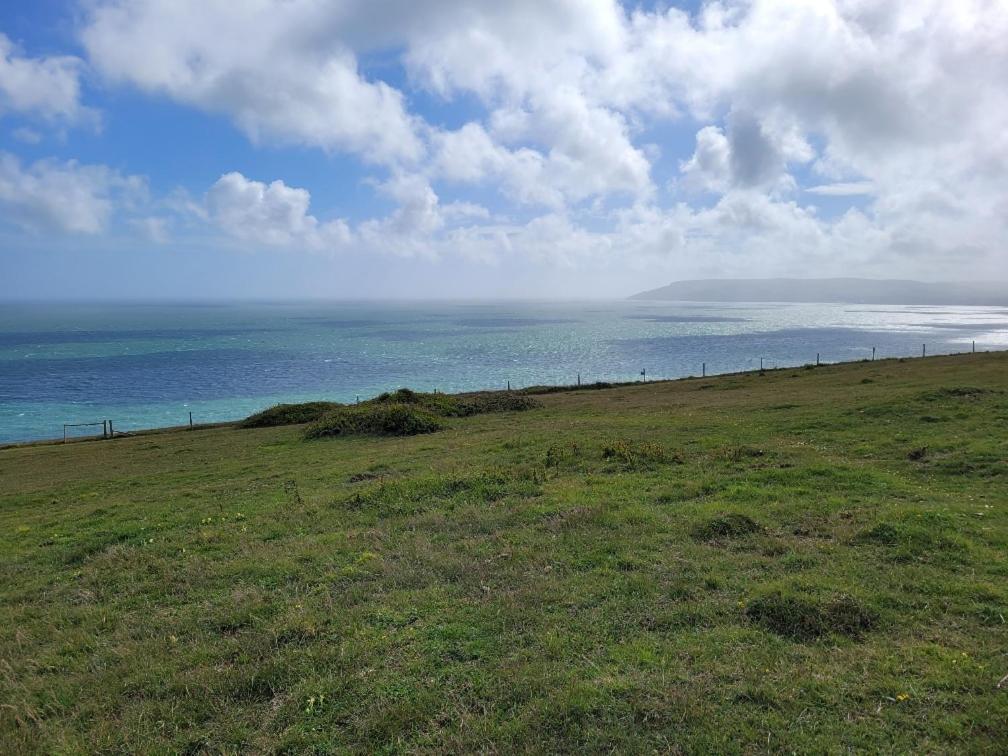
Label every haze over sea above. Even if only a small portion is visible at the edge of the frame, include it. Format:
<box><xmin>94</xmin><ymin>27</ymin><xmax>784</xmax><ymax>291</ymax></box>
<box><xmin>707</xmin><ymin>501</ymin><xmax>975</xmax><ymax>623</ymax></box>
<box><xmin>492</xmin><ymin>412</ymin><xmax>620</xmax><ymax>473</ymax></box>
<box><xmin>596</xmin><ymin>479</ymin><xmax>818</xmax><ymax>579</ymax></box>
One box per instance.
<box><xmin>3</xmin><ymin>300</ymin><xmax>1008</xmax><ymax>444</ymax></box>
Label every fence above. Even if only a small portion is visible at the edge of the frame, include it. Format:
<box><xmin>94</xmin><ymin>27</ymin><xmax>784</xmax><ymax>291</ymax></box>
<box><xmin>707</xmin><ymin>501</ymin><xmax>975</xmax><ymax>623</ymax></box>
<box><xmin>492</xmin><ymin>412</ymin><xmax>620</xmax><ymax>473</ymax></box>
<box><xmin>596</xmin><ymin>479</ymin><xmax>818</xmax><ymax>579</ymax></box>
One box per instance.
<box><xmin>63</xmin><ymin>421</ymin><xmax>110</xmax><ymax>443</ymax></box>
<box><xmin>52</xmin><ymin>340</ymin><xmax>988</xmax><ymax>444</ymax></box>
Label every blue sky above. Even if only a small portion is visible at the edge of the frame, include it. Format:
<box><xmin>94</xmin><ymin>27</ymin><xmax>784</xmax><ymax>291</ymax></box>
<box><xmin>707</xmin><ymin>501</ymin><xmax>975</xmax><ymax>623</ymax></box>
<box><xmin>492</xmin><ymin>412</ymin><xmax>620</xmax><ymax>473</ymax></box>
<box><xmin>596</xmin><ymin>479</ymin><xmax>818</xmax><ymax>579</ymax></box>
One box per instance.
<box><xmin>0</xmin><ymin>1</ymin><xmax>1005</xmax><ymax>299</ymax></box>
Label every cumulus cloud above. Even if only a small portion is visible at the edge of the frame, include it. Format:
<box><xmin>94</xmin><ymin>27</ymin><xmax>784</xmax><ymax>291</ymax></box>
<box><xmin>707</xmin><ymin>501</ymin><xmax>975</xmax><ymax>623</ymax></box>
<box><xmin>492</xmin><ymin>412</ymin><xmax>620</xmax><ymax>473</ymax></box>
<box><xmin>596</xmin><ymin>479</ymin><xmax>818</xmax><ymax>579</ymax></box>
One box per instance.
<box><xmin>206</xmin><ymin>172</ymin><xmax>351</xmax><ymax>250</ymax></box>
<box><xmin>81</xmin><ymin>1</ymin><xmax>423</xmax><ymax>164</ymax></box>
<box><xmin>0</xmin><ymin>153</ymin><xmax>144</xmax><ymax>234</ymax></box>
<box><xmin>14</xmin><ymin>0</ymin><xmax>1001</xmax><ymax>284</ymax></box>
<box><xmin>0</xmin><ymin>33</ymin><xmax>91</xmax><ymax>123</ymax></box>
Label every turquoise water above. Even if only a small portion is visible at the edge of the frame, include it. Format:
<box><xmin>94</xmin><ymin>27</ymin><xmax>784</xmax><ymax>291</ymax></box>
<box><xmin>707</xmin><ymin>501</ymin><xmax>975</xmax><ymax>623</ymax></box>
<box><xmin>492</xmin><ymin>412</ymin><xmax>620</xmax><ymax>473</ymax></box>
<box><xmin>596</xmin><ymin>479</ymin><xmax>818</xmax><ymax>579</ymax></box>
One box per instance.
<box><xmin>2</xmin><ymin>300</ymin><xmax>1007</xmax><ymax>444</ymax></box>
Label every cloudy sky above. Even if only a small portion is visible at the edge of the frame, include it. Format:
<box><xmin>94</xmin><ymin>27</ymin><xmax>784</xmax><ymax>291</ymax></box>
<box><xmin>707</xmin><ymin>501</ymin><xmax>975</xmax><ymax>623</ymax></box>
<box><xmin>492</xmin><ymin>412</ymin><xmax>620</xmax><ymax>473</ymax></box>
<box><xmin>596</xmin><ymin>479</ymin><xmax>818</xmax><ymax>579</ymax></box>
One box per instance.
<box><xmin>0</xmin><ymin>0</ymin><xmax>1005</xmax><ymax>299</ymax></box>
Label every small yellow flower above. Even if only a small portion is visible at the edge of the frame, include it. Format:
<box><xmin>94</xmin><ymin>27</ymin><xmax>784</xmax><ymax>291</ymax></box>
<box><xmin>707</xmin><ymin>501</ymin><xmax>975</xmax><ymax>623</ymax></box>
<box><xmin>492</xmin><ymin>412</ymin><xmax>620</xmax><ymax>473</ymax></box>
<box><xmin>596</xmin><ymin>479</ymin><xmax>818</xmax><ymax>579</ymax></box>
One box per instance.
<box><xmin>896</xmin><ymin>693</ymin><xmax>909</xmax><ymax>702</ymax></box>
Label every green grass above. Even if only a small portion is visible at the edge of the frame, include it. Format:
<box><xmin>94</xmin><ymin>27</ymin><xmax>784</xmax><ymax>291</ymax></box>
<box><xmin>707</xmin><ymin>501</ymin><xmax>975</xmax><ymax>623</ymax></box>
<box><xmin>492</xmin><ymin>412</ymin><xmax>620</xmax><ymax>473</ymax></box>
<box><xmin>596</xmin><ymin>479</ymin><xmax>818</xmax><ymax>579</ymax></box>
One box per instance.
<box><xmin>1</xmin><ymin>353</ymin><xmax>1007</xmax><ymax>752</ymax></box>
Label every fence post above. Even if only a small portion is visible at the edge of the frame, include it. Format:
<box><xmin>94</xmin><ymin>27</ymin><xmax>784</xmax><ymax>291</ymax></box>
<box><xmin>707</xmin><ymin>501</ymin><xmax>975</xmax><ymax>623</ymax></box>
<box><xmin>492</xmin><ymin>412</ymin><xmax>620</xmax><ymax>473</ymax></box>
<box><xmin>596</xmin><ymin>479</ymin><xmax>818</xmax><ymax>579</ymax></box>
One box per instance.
<box><xmin>63</xmin><ymin>425</ymin><xmax>67</xmax><ymax>444</ymax></box>
<box><xmin>972</xmin><ymin>340</ymin><xmax>975</xmax><ymax>353</ymax></box>
<box><xmin>816</xmin><ymin>352</ymin><xmax>820</xmax><ymax>366</ymax></box>
<box><xmin>760</xmin><ymin>358</ymin><xmax>763</xmax><ymax>371</ymax></box>
<box><xmin>702</xmin><ymin>362</ymin><xmax>706</xmax><ymax>377</ymax></box>
<box><xmin>507</xmin><ymin>380</ymin><xmax>510</xmax><ymax>391</ymax></box>
<box><xmin>189</xmin><ymin>411</ymin><xmax>193</xmax><ymax>429</ymax></box>
<box><xmin>922</xmin><ymin>344</ymin><xmax>926</xmax><ymax>358</ymax></box>
<box><xmin>577</xmin><ymin>373</ymin><xmax>581</xmax><ymax>386</ymax></box>
<box><xmin>108</xmin><ymin>420</ymin><xmax>113</xmax><ymax>437</ymax></box>
<box><xmin>872</xmin><ymin>346</ymin><xmax>876</xmax><ymax>361</ymax></box>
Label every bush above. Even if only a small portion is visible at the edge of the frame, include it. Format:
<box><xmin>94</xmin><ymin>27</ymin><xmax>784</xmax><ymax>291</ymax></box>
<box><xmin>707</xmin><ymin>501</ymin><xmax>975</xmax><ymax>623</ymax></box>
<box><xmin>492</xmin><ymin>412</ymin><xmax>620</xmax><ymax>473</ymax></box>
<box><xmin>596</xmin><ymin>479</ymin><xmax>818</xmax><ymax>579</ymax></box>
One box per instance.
<box><xmin>521</xmin><ymin>381</ymin><xmax>615</xmax><ymax>395</ymax></box>
<box><xmin>368</xmin><ymin>388</ymin><xmax>461</xmax><ymax>416</ymax></box>
<box><xmin>304</xmin><ymin>403</ymin><xmax>444</xmax><ymax>439</ymax></box>
<box><xmin>366</xmin><ymin>388</ymin><xmax>540</xmax><ymax>417</ymax></box>
<box><xmin>240</xmin><ymin>401</ymin><xmax>342</xmax><ymax>428</ymax></box>
<box><xmin>454</xmin><ymin>392</ymin><xmax>542</xmax><ymax>416</ymax></box>
<box><xmin>745</xmin><ymin>592</ymin><xmax>877</xmax><ymax>641</ymax></box>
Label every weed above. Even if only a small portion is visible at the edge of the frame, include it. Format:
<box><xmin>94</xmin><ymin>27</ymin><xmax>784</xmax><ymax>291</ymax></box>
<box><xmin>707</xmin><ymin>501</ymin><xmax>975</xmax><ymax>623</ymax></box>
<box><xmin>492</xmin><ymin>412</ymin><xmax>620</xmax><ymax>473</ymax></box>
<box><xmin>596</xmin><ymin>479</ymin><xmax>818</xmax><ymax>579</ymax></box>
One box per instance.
<box><xmin>544</xmin><ymin>441</ymin><xmax>579</xmax><ymax>467</ymax></box>
<box><xmin>602</xmin><ymin>439</ymin><xmax>682</xmax><ymax>469</ymax></box>
<box><xmin>715</xmin><ymin>445</ymin><xmax>767</xmax><ymax>463</ymax></box>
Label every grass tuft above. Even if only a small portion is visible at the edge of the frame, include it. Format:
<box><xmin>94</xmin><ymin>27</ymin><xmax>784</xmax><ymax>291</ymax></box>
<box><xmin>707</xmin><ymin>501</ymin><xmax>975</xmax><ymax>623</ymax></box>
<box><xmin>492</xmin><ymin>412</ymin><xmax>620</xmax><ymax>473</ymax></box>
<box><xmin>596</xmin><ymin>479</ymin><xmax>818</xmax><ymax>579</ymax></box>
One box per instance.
<box><xmin>745</xmin><ymin>592</ymin><xmax>877</xmax><ymax>641</ymax></box>
<box><xmin>919</xmin><ymin>386</ymin><xmax>994</xmax><ymax>401</ymax></box>
<box><xmin>692</xmin><ymin>513</ymin><xmax>763</xmax><ymax>541</ymax></box>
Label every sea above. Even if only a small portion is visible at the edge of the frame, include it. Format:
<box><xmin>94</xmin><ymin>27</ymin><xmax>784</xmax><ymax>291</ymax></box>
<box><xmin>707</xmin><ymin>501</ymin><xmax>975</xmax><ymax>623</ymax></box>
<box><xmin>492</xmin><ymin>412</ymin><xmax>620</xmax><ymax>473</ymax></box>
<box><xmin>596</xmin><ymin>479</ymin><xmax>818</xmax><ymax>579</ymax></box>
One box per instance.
<box><xmin>2</xmin><ymin>300</ymin><xmax>1007</xmax><ymax>444</ymax></box>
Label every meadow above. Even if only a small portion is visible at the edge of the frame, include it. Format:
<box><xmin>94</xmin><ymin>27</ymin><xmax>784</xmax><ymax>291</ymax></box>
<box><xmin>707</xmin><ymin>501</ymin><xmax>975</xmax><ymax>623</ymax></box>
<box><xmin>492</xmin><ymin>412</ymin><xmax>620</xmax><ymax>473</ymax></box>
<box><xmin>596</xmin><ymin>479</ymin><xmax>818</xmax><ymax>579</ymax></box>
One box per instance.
<box><xmin>1</xmin><ymin>353</ymin><xmax>1006</xmax><ymax>752</ymax></box>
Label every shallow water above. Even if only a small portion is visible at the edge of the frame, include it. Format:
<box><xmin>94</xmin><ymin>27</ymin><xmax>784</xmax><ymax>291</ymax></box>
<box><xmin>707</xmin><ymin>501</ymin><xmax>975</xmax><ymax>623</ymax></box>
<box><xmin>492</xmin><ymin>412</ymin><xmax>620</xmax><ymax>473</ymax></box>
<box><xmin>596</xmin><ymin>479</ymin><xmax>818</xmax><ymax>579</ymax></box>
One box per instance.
<box><xmin>2</xmin><ymin>300</ymin><xmax>1006</xmax><ymax>443</ymax></box>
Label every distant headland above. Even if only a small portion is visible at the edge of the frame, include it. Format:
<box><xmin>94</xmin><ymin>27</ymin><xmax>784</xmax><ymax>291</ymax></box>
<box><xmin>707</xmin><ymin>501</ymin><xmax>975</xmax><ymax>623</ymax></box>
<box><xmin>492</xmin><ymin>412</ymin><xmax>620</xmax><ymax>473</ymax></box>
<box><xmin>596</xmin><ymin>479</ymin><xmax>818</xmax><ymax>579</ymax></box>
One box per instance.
<box><xmin>630</xmin><ymin>278</ymin><xmax>1008</xmax><ymax>306</ymax></box>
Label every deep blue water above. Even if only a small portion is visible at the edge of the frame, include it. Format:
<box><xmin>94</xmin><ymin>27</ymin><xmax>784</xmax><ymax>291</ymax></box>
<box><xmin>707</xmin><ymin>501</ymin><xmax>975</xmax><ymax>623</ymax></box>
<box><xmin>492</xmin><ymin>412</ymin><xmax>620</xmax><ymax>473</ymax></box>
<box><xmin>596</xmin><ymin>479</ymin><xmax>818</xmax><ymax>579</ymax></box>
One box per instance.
<box><xmin>2</xmin><ymin>300</ymin><xmax>1007</xmax><ymax>443</ymax></box>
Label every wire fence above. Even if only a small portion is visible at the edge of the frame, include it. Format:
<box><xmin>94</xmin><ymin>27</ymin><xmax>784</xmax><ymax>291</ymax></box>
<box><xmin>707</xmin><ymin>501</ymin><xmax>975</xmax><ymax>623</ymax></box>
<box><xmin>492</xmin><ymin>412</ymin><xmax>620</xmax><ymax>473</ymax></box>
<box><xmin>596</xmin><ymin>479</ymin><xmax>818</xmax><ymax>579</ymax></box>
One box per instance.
<box><xmin>53</xmin><ymin>340</ymin><xmax>987</xmax><ymax>443</ymax></box>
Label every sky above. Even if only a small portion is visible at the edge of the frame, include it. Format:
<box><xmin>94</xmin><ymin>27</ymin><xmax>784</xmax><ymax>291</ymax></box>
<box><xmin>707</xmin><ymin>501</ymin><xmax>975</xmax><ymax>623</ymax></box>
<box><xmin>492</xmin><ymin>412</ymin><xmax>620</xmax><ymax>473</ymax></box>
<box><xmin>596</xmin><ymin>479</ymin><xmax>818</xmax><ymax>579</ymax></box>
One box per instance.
<box><xmin>0</xmin><ymin>0</ymin><xmax>1006</xmax><ymax>300</ymax></box>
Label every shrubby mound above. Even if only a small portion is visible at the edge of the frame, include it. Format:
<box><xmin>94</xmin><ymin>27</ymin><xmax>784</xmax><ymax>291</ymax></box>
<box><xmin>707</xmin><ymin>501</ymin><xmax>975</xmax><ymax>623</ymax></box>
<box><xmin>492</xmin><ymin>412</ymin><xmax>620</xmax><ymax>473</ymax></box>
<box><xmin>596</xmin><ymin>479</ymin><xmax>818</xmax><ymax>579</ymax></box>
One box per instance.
<box><xmin>521</xmin><ymin>381</ymin><xmax>615</xmax><ymax>395</ymax></box>
<box><xmin>366</xmin><ymin>388</ymin><xmax>540</xmax><ymax>417</ymax></box>
<box><xmin>304</xmin><ymin>403</ymin><xmax>444</xmax><ymax>439</ymax></box>
<box><xmin>454</xmin><ymin>392</ymin><xmax>541</xmax><ymax>416</ymax></box>
<box><xmin>745</xmin><ymin>592</ymin><xmax>877</xmax><ymax>641</ymax></box>
<box><xmin>368</xmin><ymin>388</ymin><xmax>460</xmax><ymax>416</ymax></box>
<box><xmin>239</xmin><ymin>401</ymin><xmax>343</xmax><ymax>428</ymax></box>
<box><xmin>299</xmin><ymin>388</ymin><xmax>539</xmax><ymax>441</ymax></box>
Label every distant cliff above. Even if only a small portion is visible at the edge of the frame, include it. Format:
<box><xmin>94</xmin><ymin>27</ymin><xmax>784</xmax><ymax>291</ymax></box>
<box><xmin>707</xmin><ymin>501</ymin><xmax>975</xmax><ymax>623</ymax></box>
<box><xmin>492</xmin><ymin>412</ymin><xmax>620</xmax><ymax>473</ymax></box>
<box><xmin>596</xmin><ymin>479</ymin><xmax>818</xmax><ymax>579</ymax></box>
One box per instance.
<box><xmin>630</xmin><ymin>278</ymin><xmax>1008</xmax><ymax>305</ymax></box>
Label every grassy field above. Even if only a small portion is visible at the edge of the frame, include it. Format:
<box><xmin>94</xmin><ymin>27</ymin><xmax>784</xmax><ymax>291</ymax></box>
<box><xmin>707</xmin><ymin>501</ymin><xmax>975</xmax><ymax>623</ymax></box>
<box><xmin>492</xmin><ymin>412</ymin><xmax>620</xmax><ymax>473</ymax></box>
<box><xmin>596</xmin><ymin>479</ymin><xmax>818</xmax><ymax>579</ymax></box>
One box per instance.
<box><xmin>1</xmin><ymin>353</ymin><xmax>1007</xmax><ymax>753</ymax></box>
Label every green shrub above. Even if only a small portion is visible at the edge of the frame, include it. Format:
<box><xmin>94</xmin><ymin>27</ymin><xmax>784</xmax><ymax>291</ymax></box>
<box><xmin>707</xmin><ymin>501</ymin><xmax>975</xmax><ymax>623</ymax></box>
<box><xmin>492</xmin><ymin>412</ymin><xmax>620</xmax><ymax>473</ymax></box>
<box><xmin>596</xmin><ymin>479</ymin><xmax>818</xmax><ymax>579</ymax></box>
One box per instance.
<box><xmin>745</xmin><ymin>592</ymin><xmax>877</xmax><ymax>641</ymax></box>
<box><xmin>365</xmin><ymin>388</ymin><xmax>540</xmax><ymax>418</ymax></box>
<box><xmin>368</xmin><ymin>388</ymin><xmax>461</xmax><ymax>416</ymax></box>
<box><xmin>304</xmin><ymin>403</ymin><xmax>444</xmax><ymax>439</ymax></box>
<box><xmin>240</xmin><ymin>401</ymin><xmax>342</xmax><ymax>428</ymax></box>
<box><xmin>454</xmin><ymin>392</ymin><xmax>541</xmax><ymax>416</ymax></box>
<box><xmin>521</xmin><ymin>381</ymin><xmax>615</xmax><ymax>395</ymax></box>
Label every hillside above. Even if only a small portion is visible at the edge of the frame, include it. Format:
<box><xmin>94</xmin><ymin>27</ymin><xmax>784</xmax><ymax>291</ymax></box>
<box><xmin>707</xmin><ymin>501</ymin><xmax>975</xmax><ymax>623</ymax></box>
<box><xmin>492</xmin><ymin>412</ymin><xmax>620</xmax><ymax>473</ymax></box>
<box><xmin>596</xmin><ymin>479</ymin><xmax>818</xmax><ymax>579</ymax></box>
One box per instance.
<box><xmin>630</xmin><ymin>277</ymin><xmax>1008</xmax><ymax>305</ymax></box>
<box><xmin>1</xmin><ymin>353</ymin><xmax>1006</xmax><ymax>751</ymax></box>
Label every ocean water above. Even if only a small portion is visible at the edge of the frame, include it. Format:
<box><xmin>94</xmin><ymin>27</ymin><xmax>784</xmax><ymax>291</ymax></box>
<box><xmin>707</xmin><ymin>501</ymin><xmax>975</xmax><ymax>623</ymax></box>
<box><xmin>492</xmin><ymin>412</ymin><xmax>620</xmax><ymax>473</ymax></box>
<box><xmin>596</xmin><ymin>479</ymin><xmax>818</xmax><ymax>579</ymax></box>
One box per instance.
<box><xmin>2</xmin><ymin>300</ymin><xmax>1007</xmax><ymax>444</ymax></box>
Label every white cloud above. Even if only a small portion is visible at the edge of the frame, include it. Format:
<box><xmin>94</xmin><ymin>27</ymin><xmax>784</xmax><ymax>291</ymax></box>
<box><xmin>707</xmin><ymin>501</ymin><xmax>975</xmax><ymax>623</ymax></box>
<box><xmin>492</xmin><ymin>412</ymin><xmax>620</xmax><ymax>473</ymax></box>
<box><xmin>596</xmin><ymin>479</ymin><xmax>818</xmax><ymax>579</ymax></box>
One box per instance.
<box><xmin>81</xmin><ymin>1</ymin><xmax>423</xmax><ymax>165</ymax></box>
<box><xmin>680</xmin><ymin>125</ymin><xmax>731</xmax><ymax>193</ymax></box>
<box><xmin>40</xmin><ymin>0</ymin><xmax>1006</xmax><ymax>284</ymax></box>
<box><xmin>806</xmin><ymin>182</ymin><xmax>876</xmax><ymax>197</ymax></box>
<box><xmin>0</xmin><ymin>153</ymin><xmax>144</xmax><ymax>234</ymax></box>
<box><xmin>206</xmin><ymin>172</ymin><xmax>351</xmax><ymax>250</ymax></box>
<box><xmin>0</xmin><ymin>33</ymin><xmax>88</xmax><ymax>122</ymax></box>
